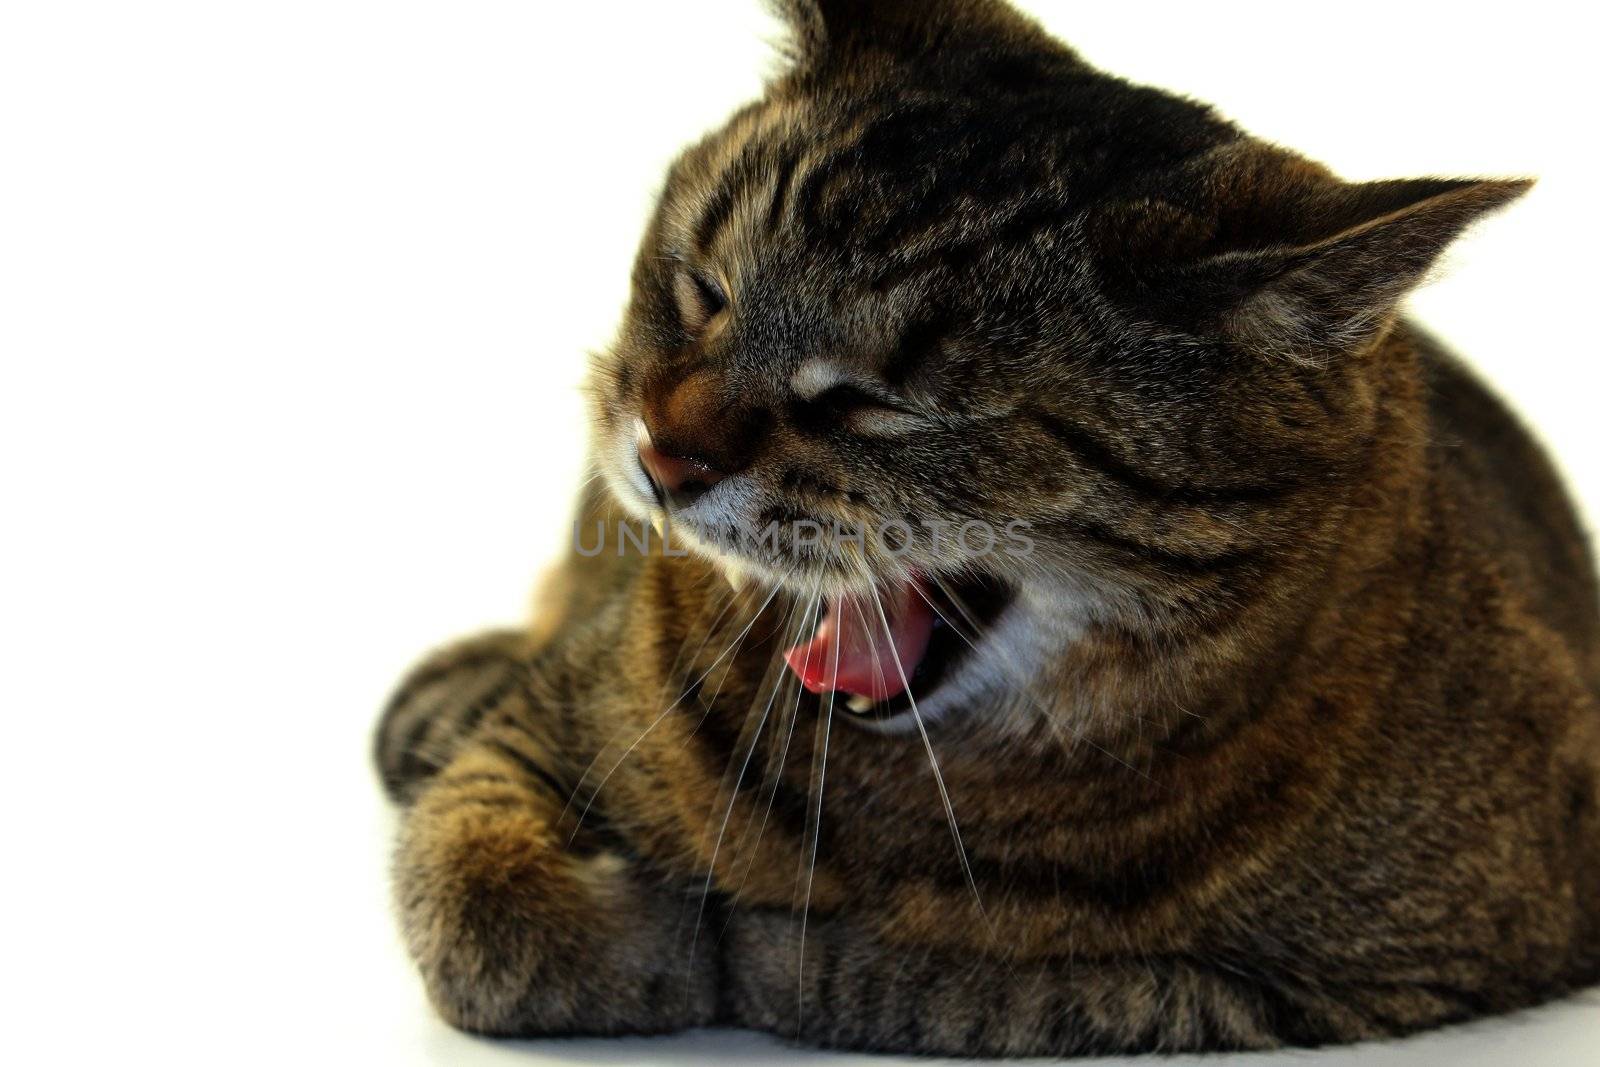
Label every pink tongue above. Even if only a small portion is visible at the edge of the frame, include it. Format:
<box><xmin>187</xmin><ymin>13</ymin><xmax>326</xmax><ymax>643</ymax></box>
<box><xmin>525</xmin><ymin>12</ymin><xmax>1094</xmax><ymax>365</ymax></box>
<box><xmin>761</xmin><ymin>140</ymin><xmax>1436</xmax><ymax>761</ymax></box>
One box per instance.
<box><xmin>782</xmin><ymin>580</ymin><xmax>935</xmax><ymax>701</ymax></box>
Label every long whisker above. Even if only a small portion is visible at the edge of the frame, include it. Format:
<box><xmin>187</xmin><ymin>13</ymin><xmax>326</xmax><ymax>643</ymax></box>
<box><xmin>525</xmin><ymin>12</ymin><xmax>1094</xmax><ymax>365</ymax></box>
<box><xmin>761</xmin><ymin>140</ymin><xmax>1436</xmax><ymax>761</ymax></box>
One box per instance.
<box><xmin>680</xmin><ymin>565</ymin><xmax>802</xmax><ymax>746</ymax></box>
<box><xmin>865</xmin><ymin>580</ymin><xmax>998</xmax><ymax>937</ymax></box>
<box><xmin>794</xmin><ymin>596</ymin><xmax>840</xmax><ymax>1032</ymax></box>
<box><xmin>846</xmin><ymin>593</ymin><xmax>884</xmax><ymax>701</ymax></box>
<box><xmin>568</xmin><ymin>577</ymin><xmax>786</xmax><ymax>837</ymax></box>
<box><xmin>684</xmin><ymin>578</ymin><xmax>808</xmax><ymax>979</ymax></box>
<box><xmin>570</xmin><ymin>464</ymin><xmax>606</xmax><ymax>494</ymax></box>
<box><xmin>557</xmin><ymin>576</ymin><xmax>738</xmax><ymax>825</ymax></box>
<box><xmin>920</xmin><ymin>573</ymin><xmax>1155</xmax><ymax>783</ymax></box>
<box><xmin>719</xmin><ymin>577</ymin><xmax>825</xmax><ymax>937</ymax></box>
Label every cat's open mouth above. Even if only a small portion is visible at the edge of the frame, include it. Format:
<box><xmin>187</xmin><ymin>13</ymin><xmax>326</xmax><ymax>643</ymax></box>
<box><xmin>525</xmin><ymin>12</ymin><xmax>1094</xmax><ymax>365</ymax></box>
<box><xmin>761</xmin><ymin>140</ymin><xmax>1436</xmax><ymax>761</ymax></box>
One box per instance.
<box><xmin>781</xmin><ymin>572</ymin><xmax>1012</xmax><ymax>723</ymax></box>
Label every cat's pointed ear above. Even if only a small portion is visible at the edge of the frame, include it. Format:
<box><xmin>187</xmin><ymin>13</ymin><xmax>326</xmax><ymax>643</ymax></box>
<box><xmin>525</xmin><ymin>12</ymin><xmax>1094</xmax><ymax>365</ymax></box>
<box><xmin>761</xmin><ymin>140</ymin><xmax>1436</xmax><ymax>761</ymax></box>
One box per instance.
<box><xmin>770</xmin><ymin>0</ymin><xmax>1054</xmax><ymax>63</ymax></box>
<box><xmin>1145</xmin><ymin>171</ymin><xmax>1532</xmax><ymax>359</ymax></box>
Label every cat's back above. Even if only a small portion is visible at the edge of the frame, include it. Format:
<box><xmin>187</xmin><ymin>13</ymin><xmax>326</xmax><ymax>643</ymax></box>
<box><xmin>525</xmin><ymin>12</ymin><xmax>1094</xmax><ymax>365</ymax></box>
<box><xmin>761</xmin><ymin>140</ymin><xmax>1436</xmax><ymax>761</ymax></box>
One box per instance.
<box><xmin>1388</xmin><ymin>326</ymin><xmax>1600</xmax><ymax>988</ymax></box>
<box><xmin>1219</xmin><ymin>327</ymin><xmax>1600</xmax><ymax>1002</ymax></box>
<box><xmin>1417</xmin><ymin>326</ymin><xmax>1600</xmax><ymax>691</ymax></box>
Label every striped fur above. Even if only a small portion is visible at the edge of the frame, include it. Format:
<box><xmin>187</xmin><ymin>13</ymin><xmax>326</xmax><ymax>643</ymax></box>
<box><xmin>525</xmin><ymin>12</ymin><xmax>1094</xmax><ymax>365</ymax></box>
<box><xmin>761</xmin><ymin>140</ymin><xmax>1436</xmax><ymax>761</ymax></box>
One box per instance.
<box><xmin>376</xmin><ymin>0</ymin><xmax>1600</xmax><ymax>1053</ymax></box>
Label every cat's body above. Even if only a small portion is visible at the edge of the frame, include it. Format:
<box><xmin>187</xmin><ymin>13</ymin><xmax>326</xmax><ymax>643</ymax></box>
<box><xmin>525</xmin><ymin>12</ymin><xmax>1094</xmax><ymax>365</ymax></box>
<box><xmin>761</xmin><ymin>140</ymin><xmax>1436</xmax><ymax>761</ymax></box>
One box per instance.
<box><xmin>377</xmin><ymin>0</ymin><xmax>1600</xmax><ymax>1054</ymax></box>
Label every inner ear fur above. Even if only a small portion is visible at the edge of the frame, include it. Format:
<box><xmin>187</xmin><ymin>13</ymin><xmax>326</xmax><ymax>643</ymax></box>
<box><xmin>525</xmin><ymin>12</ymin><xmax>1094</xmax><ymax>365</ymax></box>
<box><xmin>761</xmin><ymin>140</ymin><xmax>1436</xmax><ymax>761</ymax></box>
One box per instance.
<box><xmin>1109</xmin><ymin>146</ymin><xmax>1532</xmax><ymax>357</ymax></box>
<box><xmin>1222</xmin><ymin>177</ymin><xmax>1530</xmax><ymax>356</ymax></box>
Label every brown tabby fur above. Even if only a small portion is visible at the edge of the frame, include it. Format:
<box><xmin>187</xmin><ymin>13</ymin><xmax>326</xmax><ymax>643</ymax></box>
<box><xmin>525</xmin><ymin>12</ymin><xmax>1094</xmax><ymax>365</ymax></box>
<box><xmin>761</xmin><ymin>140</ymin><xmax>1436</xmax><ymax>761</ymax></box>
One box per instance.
<box><xmin>376</xmin><ymin>0</ymin><xmax>1600</xmax><ymax>1054</ymax></box>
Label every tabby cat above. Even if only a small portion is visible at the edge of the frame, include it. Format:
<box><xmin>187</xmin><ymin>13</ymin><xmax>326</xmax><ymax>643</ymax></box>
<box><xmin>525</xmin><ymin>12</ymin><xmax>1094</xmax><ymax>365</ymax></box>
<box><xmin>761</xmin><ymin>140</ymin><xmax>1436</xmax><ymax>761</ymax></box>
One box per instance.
<box><xmin>376</xmin><ymin>0</ymin><xmax>1600</xmax><ymax>1054</ymax></box>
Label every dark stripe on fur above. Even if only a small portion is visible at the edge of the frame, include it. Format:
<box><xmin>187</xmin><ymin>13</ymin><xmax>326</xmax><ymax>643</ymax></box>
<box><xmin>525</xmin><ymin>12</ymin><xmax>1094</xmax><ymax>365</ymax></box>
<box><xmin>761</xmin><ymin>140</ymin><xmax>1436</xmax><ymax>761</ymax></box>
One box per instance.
<box><xmin>1023</xmin><ymin>405</ymin><xmax>1305</xmax><ymax>506</ymax></box>
<box><xmin>482</xmin><ymin>738</ymin><xmax>571</xmax><ymax>806</ymax></box>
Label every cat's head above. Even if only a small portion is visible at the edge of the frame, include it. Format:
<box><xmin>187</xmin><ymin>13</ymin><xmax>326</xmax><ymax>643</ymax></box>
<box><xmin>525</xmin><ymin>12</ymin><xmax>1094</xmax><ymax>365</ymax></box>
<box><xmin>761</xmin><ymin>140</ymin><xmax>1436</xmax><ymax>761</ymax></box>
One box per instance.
<box><xmin>589</xmin><ymin>0</ymin><xmax>1526</xmax><ymax>726</ymax></box>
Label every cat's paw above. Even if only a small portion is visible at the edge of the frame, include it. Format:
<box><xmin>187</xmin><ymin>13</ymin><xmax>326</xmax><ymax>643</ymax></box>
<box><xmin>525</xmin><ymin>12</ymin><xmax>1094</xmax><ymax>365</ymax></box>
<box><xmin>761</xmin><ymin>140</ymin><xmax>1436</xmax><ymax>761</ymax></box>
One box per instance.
<box><xmin>395</xmin><ymin>798</ymin><xmax>577</xmax><ymax>1032</ymax></box>
<box><xmin>394</xmin><ymin>792</ymin><xmax>718</xmax><ymax>1036</ymax></box>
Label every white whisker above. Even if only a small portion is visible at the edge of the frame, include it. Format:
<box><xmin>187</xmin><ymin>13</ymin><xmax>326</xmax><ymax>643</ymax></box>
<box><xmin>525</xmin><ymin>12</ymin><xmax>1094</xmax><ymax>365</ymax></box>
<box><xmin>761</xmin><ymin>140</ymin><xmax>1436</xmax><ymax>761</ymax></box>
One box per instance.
<box><xmin>794</xmin><ymin>593</ymin><xmax>840</xmax><ymax>1031</ymax></box>
<box><xmin>569</xmin><ymin>576</ymin><xmax>787</xmax><ymax>838</ymax></box>
<box><xmin>722</xmin><ymin>578</ymin><xmax>826</xmax><ymax>919</ymax></box>
<box><xmin>921</xmin><ymin>574</ymin><xmax>1154</xmax><ymax>783</ymax></box>
<box><xmin>865</xmin><ymin>580</ymin><xmax>998</xmax><ymax>939</ymax></box>
<box><xmin>557</xmin><ymin>578</ymin><xmax>740</xmax><ymax>826</ymax></box>
<box><xmin>684</xmin><ymin>580</ymin><xmax>809</xmax><ymax>979</ymax></box>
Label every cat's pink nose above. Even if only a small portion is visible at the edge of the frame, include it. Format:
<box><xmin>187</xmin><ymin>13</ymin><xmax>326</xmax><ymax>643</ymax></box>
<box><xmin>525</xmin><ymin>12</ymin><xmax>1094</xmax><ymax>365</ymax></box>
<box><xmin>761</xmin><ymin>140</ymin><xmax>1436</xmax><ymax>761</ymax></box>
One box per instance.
<box><xmin>637</xmin><ymin>435</ymin><xmax>726</xmax><ymax>510</ymax></box>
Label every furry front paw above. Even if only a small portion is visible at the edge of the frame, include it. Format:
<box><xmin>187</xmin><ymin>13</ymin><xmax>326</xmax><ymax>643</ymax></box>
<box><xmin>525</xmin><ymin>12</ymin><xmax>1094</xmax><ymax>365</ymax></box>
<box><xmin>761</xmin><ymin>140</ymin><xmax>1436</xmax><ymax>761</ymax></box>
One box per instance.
<box><xmin>394</xmin><ymin>798</ymin><xmax>577</xmax><ymax>1032</ymax></box>
<box><xmin>394</xmin><ymin>782</ymin><xmax>718</xmax><ymax>1036</ymax></box>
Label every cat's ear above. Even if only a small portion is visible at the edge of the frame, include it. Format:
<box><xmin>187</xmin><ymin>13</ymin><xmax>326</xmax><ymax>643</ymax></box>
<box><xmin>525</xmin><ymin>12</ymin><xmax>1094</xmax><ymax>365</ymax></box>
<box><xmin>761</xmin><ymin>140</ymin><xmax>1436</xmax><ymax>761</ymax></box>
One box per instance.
<box><xmin>1138</xmin><ymin>169</ymin><xmax>1532</xmax><ymax>359</ymax></box>
<box><xmin>770</xmin><ymin>0</ymin><xmax>1052</xmax><ymax>63</ymax></box>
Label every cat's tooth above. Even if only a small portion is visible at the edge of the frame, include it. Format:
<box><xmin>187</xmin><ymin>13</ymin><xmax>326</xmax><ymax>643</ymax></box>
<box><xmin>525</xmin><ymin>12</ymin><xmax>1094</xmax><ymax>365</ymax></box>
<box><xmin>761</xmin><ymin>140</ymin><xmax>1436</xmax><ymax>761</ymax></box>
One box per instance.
<box><xmin>844</xmin><ymin>694</ymin><xmax>875</xmax><ymax>714</ymax></box>
<box><xmin>650</xmin><ymin>513</ymin><xmax>666</xmax><ymax>539</ymax></box>
<box><xmin>722</xmin><ymin>561</ymin><xmax>747</xmax><ymax>593</ymax></box>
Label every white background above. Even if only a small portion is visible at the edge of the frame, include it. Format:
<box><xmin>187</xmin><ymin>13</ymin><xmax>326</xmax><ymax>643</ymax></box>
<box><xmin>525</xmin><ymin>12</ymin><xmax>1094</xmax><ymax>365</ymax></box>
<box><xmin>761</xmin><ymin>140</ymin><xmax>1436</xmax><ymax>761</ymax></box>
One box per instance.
<box><xmin>2</xmin><ymin>1</ymin><xmax>1596</xmax><ymax>1064</ymax></box>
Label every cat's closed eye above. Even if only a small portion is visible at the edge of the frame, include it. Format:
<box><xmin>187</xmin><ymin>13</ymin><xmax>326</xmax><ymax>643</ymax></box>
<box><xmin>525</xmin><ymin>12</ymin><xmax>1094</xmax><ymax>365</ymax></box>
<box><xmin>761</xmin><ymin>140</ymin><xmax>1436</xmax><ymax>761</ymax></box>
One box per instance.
<box><xmin>808</xmin><ymin>383</ymin><xmax>927</xmax><ymax>437</ymax></box>
<box><xmin>673</xmin><ymin>268</ymin><xmax>728</xmax><ymax>333</ymax></box>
